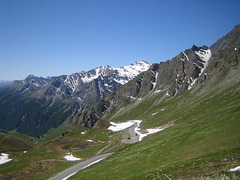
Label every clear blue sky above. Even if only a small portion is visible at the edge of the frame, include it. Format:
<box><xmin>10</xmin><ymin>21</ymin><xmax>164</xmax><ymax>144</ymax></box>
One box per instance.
<box><xmin>0</xmin><ymin>0</ymin><xmax>240</xmax><ymax>80</ymax></box>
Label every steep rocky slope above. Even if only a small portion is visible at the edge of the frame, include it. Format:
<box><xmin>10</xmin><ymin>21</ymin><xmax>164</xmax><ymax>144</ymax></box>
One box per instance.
<box><xmin>0</xmin><ymin>75</ymin><xmax>54</xmax><ymax>96</ymax></box>
<box><xmin>66</xmin><ymin>25</ymin><xmax>240</xmax><ymax>128</ymax></box>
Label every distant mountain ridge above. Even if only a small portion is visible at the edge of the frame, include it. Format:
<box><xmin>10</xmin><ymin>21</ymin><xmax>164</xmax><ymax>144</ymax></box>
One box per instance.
<box><xmin>10</xmin><ymin>75</ymin><xmax>55</xmax><ymax>94</ymax></box>
<box><xmin>43</xmin><ymin>61</ymin><xmax>150</xmax><ymax>113</ymax></box>
<box><xmin>0</xmin><ymin>61</ymin><xmax>150</xmax><ymax>136</ymax></box>
<box><xmin>45</xmin><ymin>61</ymin><xmax>150</xmax><ymax>98</ymax></box>
<box><xmin>0</xmin><ymin>80</ymin><xmax>13</xmax><ymax>87</ymax></box>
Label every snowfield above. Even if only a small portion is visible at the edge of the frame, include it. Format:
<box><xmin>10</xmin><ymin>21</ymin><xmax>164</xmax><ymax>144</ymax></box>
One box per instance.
<box><xmin>133</xmin><ymin>120</ymin><xmax>165</xmax><ymax>141</ymax></box>
<box><xmin>0</xmin><ymin>153</ymin><xmax>12</xmax><ymax>165</ymax></box>
<box><xmin>229</xmin><ymin>165</ymin><xmax>240</xmax><ymax>172</ymax></box>
<box><xmin>138</xmin><ymin>127</ymin><xmax>164</xmax><ymax>141</ymax></box>
<box><xmin>64</xmin><ymin>153</ymin><xmax>81</xmax><ymax>161</ymax></box>
<box><xmin>108</xmin><ymin>121</ymin><xmax>136</xmax><ymax>132</ymax></box>
<box><xmin>108</xmin><ymin>120</ymin><xmax>165</xmax><ymax>142</ymax></box>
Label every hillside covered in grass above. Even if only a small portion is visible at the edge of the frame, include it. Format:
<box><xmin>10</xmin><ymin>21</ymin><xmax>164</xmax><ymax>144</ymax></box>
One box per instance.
<box><xmin>70</xmin><ymin>77</ymin><xmax>240</xmax><ymax>179</ymax></box>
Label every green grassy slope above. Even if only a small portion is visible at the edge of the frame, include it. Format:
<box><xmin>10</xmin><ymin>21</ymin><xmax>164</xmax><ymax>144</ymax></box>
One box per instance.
<box><xmin>68</xmin><ymin>73</ymin><xmax>240</xmax><ymax>179</ymax></box>
<box><xmin>0</xmin><ymin>123</ymin><xmax>111</xmax><ymax>179</ymax></box>
<box><xmin>0</xmin><ymin>133</ymin><xmax>33</xmax><ymax>154</ymax></box>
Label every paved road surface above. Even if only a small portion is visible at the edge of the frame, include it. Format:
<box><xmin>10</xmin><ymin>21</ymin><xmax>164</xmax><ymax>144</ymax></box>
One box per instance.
<box><xmin>48</xmin><ymin>153</ymin><xmax>113</xmax><ymax>180</ymax></box>
<box><xmin>128</xmin><ymin>122</ymin><xmax>140</xmax><ymax>143</ymax></box>
<box><xmin>121</xmin><ymin>122</ymin><xmax>140</xmax><ymax>144</ymax></box>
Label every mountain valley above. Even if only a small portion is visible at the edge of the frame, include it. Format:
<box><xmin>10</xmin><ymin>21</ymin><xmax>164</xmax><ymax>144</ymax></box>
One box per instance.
<box><xmin>0</xmin><ymin>25</ymin><xmax>240</xmax><ymax>179</ymax></box>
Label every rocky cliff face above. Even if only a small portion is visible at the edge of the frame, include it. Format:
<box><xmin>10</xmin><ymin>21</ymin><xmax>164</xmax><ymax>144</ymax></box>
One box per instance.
<box><xmin>66</xmin><ymin>25</ymin><xmax>240</xmax><ymax>128</ymax></box>
<box><xmin>207</xmin><ymin>25</ymin><xmax>240</xmax><ymax>75</ymax></box>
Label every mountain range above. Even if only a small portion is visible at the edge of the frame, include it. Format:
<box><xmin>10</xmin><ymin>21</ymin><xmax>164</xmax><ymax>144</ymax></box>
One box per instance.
<box><xmin>65</xmin><ymin>45</ymin><xmax>213</xmax><ymax>127</ymax></box>
<box><xmin>0</xmin><ymin>61</ymin><xmax>150</xmax><ymax>136</ymax></box>
<box><xmin>0</xmin><ymin>25</ymin><xmax>239</xmax><ymax>180</ymax></box>
<box><xmin>1</xmin><ymin>23</ymin><xmax>240</xmax><ymax>138</ymax></box>
<box><xmin>0</xmin><ymin>80</ymin><xmax>13</xmax><ymax>87</ymax></box>
<box><xmin>61</xmin><ymin>24</ymin><xmax>240</xmax><ymax>179</ymax></box>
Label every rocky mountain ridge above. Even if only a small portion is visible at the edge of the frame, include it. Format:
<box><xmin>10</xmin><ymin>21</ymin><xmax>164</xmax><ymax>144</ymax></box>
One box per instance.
<box><xmin>0</xmin><ymin>80</ymin><xmax>13</xmax><ymax>87</ymax></box>
<box><xmin>44</xmin><ymin>61</ymin><xmax>150</xmax><ymax>100</ymax></box>
<box><xmin>66</xmin><ymin>25</ymin><xmax>240</xmax><ymax>128</ymax></box>
<box><xmin>0</xmin><ymin>61</ymin><xmax>150</xmax><ymax>136</ymax></box>
<box><xmin>12</xmin><ymin>75</ymin><xmax>55</xmax><ymax>94</ymax></box>
<box><xmin>65</xmin><ymin>45</ymin><xmax>212</xmax><ymax>127</ymax></box>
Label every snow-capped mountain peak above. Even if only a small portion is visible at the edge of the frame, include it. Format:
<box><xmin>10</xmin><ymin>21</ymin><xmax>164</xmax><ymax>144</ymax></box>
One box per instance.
<box><xmin>38</xmin><ymin>60</ymin><xmax>151</xmax><ymax>115</ymax></box>
<box><xmin>80</xmin><ymin>65</ymin><xmax>114</xmax><ymax>83</ymax></box>
<box><xmin>73</xmin><ymin>61</ymin><xmax>151</xmax><ymax>85</ymax></box>
<box><xmin>5</xmin><ymin>75</ymin><xmax>55</xmax><ymax>94</ymax></box>
<box><xmin>115</xmin><ymin>61</ymin><xmax>151</xmax><ymax>81</ymax></box>
<box><xmin>47</xmin><ymin>61</ymin><xmax>151</xmax><ymax>105</ymax></box>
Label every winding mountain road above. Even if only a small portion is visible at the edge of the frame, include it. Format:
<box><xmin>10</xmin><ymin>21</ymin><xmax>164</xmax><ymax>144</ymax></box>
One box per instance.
<box><xmin>48</xmin><ymin>153</ymin><xmax>113</xmax><ymax>180</ymax></box>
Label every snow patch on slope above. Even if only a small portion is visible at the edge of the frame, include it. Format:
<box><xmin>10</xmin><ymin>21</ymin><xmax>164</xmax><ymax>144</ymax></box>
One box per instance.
<box><xmin>108</xmin><ymin>121</ymin><xmax>136</xmax><ymax>132</ymax></box>
<box><xmin>64</xmin><ymin>153</ymin><xmax>81</xmax><ymax>161</ymax></box>
<box><xmin>229</xmin><ymin>165</ymin><xmax>240</xmax><ymax>172</ymax></box>
<box><xmin>182</xmin><ymin>52</ymin><xmax>189</xmax><ymax>61</ymax></box>
<box><xmin>0</xmin><ymin>153</ymin><xmax>12</xmax><ymax>165</ymax></box>
<box><xmin>65</xmin><ymin>75</ymin><xmax>79</xmax><ymax>92</ymax></box>
<box><xmin>133</xmin><ymin>120</ymin><xmax>164</xmax><ymax>141</ymax></box>
<box><xmin>188</xmin><ymin>49</ymin><xmax>212</xmax><ymax>90</ymax></box>
<box><xmin>108</xmin><ymin>120</ymin><xmax>165</xmax><ymax>142</ymax></box>
<box><xmin>195</xmin><ymin>49</ymin><xmax>212</xmax><ymax>62</ymax></box>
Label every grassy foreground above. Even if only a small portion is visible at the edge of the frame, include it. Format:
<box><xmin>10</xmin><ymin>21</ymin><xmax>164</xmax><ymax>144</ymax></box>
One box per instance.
<box><xmin>0</xmin><ymin>124</ymin><xmax>111</xmax><ymax>179</ymax></box>
<box><xmin>68</xmin><ymin>81</ymin><xmax>240</xmax><ymax>179</ymax></box>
